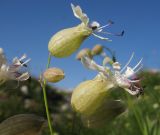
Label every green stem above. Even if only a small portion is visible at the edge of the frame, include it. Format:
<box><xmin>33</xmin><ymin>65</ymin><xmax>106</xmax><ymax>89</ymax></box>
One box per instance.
<box><xmin>42</xmin><ymin>53</ymin><xmax>55</xmax><ymax>135</ymax></box>
<box><xmin>46</xmin><ymin>53</ymin><xmax>52</xmax><ymax>69</ymax></box>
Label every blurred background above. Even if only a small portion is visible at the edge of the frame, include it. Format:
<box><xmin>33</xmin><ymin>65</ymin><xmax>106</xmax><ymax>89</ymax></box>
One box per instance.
<box><xmin>0</xmin><ymin>0</ymin><xmax>160</xmax><ymax>135</ymax></box>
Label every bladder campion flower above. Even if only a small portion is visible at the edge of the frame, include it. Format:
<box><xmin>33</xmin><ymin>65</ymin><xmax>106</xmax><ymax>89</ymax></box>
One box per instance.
<box><xmin>43</xmin><ymin>67</ymin><xmax>65</xmax><ymax>83</ymax></box>
<box><xmin>0</xmin><ymin>48</ymin><xmax>30</xmax><ymax>84</ymax></box>
<box><xmin>71</xmin><ymin>53</ymin><xmax>143</xmax><ymax>127</ymax></box>
<box><xmin>48</xmin><ymin>3</ymin><xmax>124</xmax><ymax>58</ymax></box>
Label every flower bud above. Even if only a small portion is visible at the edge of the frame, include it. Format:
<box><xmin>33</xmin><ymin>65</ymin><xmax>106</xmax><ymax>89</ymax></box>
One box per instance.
<box><xmin>43</xmin><ymin>68</ymin><xmax>65</xmax><ymax>83</ymax></box>
<box><xmin>91</xmin><ymin>44</ymin><xmax>103</xmax><ymax>56</ymax></box>
<box><xmin>76</xmin><ymin>48</ymin><xmax>93</xmax><ymax>60</ymax></box>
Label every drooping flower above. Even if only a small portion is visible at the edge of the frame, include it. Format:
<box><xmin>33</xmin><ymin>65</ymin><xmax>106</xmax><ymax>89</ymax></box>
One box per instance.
<box><xmin>81</xmin><ymin>53</ymin><xmax>143</xmax><ymax>96</ymax></box>
<box><xmin>71</xmin><ymin>54</ymin><xmax>127</xmax><ymax>128</ymax></box>
<box><xmin>71</xmin><ymin>53</ymin><xmax>143</xmax><ymax>128</ymax></box>
<box><xmin>0</xmin><ymin>48</ymin><xmax>30</xmax><ymax>84</ymax></box>
<box><xmin>48</xmin><ymin>3</ymin><xmax>124</xmax><ymax>58</ymax></box>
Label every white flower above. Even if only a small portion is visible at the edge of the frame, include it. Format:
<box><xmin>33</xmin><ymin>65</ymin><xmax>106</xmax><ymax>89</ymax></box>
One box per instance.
<box><xmin>71</xmin><ymin>3</ymin><xmax>124</xmax><ymax>41</ymax></box>
<box><xmin>0</xmin><ymin>48</ymin><xmax>30</xmax><ymax>84</ymax></box>
<box><xmin>81</xmin><ymin>53</ymin><xmax>143</xmax><ymax>96</ymax></box>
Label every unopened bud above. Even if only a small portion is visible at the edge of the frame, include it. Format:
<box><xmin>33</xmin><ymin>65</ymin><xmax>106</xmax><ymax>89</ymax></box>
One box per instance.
<box><xmin>43</xmin><ymin>68</ymin><xmax>65</xmax><ymax>83</ymax></box>
<box><xmin>91</xmin><ymin>44</ymin><xmax>103</xmax><ymax>56</ymax></box>
<box><xmin>76</xmin><ymin>48</ymin><xmax>93</xmax><ymax>60</ymax></box>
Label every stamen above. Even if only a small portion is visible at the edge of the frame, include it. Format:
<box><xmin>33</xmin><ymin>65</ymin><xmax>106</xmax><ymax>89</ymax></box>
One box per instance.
<box><xmin>116</xmin><ymin>30</ymin><xmax>125</xmax><ymax>36</ymax></box>
<box><xmin>120</xmin><ymin>53</ymin><xmax>134</xmax><ymax>73</ymax></box>
<box><xmin>20</xmin><ymin>59</ymin><xmax>31</xmax><ymax>66</ymax></box>
<box><xmin>132</xmin><ymin>58</ymin><xmax>143</xmax><ymax>70</ymax></box>
<box><xmin>92</xmin><ymin>33</ymin><xmax>112</xmax><ymax>41</ymax></box>
<box><xmin>134</xmin><ymin>64</ymin><xmax>143</xmax><ymax>73</ymax></box>
<box><xmin>97</xmin><ymin>20</ymin><xmax>114</xmax><ymax>30</ymax></box>
<box><xmin>97</xmin><ymin>30</ymin><xmax>124</xmax><ymax>36</ymax></box>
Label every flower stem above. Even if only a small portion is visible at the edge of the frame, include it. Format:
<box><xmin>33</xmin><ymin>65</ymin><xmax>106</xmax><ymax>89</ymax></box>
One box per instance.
<box><xmin>42</xmin><ymin>53</ymin><xmax>55</xmax><ymax>135</ymax></box>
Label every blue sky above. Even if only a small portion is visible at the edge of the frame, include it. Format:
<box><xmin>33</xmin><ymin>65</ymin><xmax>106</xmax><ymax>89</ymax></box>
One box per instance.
<box><xmin>0</xmin><ymin>0</ymin><xmax>160</xmax><ymax>89</ymax></box>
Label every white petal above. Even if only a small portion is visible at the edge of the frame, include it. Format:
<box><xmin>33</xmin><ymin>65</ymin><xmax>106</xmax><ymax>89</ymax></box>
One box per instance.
<box><xmin>71</xmin><ymin>4</ymin><xmax>82</xmax><ymax>19</ymax></box>
<box><xmin>71</xmin><ymin>3</ymin><xmax>89</xmax><ymax>25</ymax></box>
<box><xmin>81</xmin><ymin>56</ymin><xmax>106</xmax><ymax>74</ymax></box>
<box><xmin>90</xmin><ymin>21</ymin><xmax>100</xmax><ymax>28</ymax></box>
<box><xmin>114</xmin><ymin>72</ymin><xmax>130</xmax><ymax>88</ymax></box>
<box><xmin>81</xmin><ymin>13</ymin><xmax>89</xmax><ymax>25</ymax></box>
<box><xmin>12</xmin><ymin>57</ymin><xmax>21</xmax><ymax>65</ymax></box>
<box><xmin>124</xmin><ymin>67</ymin><xmax>135</xmax><ymax>78</ymax></box>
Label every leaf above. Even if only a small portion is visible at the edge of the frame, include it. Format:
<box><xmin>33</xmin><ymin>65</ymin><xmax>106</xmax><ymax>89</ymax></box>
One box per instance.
<box><xmin>0</xmin><ymin>114</ymin><xmax>46</xmax><ymax>135</ymax></box>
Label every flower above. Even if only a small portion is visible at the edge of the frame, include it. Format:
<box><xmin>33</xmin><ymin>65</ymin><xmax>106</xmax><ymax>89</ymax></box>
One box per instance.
<box><xmin>71</xmin><ymin>3</ymin><xmax>124</xmax><ymax>41</ymax></box>
<box><xmin>71</xmin><ymin>57</ymin><xmax>126</xmax><ymax>127</ymax></box>
<box><xmin>0</xmin><ymin>48</ymin><xmax>30</xmax><ymax>84</ymax></box>
<box><xmin>81</xmin><ymin>53</ymin><xmax>143</xmax><ymax>96</ymax></box>
<box><xmin>48</xmin><ymin>4</ymin><xmax>124</xmax><ymax>58</ymax></box>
